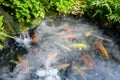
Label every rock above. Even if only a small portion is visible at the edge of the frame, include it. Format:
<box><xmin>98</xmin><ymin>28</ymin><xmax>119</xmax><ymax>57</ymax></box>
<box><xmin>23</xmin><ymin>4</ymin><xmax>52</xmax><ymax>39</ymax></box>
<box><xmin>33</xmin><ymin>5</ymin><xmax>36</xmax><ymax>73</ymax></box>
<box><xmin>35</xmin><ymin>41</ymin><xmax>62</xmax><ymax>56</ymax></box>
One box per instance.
<box><xmin>44</xmin><ymin>76</ymin><xmax>56</xmax><ymax>80</ymax></box>
<box><xmin>0</xmin><ymin>6</ymin><xmax>18</xmax><ymax>35</ymax></box>
<box><xmin>36</xmin><ymin>70</ymin><xmax>46</xmax><ymax>77</ymax></box>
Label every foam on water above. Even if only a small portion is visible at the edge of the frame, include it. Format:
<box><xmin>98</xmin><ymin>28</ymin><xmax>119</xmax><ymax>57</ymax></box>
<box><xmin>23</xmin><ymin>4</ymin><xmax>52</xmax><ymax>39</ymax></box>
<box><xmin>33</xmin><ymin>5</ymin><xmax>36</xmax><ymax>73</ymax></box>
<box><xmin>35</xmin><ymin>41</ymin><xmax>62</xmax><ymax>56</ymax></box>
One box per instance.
<box><xmin>0</xmin><ymin>16</ymin><xmax>120</xmax><ymax>80</ymax></box>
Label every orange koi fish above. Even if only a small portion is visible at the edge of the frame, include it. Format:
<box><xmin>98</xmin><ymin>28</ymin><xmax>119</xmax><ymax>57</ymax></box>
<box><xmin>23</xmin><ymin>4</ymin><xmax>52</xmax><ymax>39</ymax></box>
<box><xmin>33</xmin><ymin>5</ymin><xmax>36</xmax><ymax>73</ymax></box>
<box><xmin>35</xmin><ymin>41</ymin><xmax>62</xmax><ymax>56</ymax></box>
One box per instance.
<box><xmin>32</xmin><ymin>32</ymin><xmax>37</xmax><ymax>44</ymax></box>
<box><xmin>63</xmin><ymin>27</ymin><xmax>73</xmax><ymax>31</ymax></box>
<box><xmin>80</xmin><ymin>52</ymin><xmax>94</xmax><ymax>69</ymax></box>
<box><xmin>93</xmin><ymin>41</ymin><xmax>109</xmax><ymax>59</ymax></box>
<box><xmin>58</xmin><ymin>34</ymin><xmax>76</xmax><ymax>39</ymax></box>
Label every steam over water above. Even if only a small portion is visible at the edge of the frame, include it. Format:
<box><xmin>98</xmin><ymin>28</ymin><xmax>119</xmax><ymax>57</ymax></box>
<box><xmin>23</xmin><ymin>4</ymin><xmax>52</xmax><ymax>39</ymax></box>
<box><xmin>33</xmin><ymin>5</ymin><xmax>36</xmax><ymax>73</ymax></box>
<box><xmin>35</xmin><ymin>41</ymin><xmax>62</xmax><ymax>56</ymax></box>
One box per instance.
<box><xmin>0</xmin><ymin>16</ymin><xmax>120</xmax><ymax>80</ymax></box>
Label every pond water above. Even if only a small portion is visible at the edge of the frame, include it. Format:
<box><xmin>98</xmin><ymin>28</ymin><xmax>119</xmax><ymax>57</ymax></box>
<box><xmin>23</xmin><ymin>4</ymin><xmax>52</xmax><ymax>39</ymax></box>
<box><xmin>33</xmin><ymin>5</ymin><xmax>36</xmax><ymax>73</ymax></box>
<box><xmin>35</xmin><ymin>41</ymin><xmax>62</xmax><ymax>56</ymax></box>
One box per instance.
<box><xmin>0</xmin><ymin>16</ymin><xmax>120</xmax><ymax>80</ymax></box>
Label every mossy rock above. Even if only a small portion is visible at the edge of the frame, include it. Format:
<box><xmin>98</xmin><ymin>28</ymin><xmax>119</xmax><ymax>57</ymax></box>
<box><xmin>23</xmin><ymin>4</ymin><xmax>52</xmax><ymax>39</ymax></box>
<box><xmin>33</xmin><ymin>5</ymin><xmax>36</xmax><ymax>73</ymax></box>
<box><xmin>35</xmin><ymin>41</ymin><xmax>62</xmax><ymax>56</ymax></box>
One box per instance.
<box><xmin>19</xmin><ymin>17</ymin><xmax>41</xmax><ymax>33</ymax></box>
<box><xmin>0</xmin><ymin>6</ymin><xmax>40</xmax><ymax>35</ymax></box>
<box><xmin>0</xmin><ymin>6</ymin><xmax>19</xmax><ymax>35</ymax></box>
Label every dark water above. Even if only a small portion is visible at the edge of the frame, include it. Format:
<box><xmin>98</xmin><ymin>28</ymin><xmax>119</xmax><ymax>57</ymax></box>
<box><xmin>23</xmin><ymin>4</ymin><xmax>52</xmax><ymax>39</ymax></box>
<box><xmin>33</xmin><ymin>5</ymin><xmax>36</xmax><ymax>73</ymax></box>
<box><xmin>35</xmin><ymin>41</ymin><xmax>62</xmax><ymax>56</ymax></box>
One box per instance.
<box><xmin>0</xmin><ymin>16</ymin><xmax>120</xmax><ymax>80</ymax></box>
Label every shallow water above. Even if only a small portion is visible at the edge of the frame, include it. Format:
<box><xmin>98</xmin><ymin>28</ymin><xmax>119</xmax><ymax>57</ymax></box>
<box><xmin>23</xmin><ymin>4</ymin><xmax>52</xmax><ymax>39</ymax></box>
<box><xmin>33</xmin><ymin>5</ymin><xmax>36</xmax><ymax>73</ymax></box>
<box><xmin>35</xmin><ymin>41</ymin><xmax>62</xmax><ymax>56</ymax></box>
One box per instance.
<box><xmin>0</xmin><ymin>16</ymin><xmax>120</xmax><ymax>80</ymax></box>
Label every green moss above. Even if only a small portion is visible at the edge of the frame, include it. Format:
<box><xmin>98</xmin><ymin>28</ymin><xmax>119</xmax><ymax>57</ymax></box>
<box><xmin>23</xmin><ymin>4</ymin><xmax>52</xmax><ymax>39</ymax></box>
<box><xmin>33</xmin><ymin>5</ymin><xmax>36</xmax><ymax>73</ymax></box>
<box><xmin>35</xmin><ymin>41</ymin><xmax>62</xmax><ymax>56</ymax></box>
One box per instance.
<box><xmin>0</xmin><ymin>0</ymin><xmax>120</xmax><ymax>33</ymax></box>
<box><xmin>0</xmin><ymin>0</ymin><xmax>45</xmax><ymax>23</ymax></box>
<box><xmin>0</xmin><ymin>15</ymin><xmax>13</xmax><ymax>50</ymax></box>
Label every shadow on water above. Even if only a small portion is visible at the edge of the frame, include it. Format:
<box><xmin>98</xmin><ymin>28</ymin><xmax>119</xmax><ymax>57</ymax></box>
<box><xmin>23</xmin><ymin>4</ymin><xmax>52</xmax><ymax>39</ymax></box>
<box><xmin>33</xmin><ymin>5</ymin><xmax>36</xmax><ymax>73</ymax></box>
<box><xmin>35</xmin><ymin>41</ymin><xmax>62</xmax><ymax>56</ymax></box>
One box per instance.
<box><xmin>0</xmin><ymin>16</ymin><xmax>120</xmax><ymax>80</ymax></box>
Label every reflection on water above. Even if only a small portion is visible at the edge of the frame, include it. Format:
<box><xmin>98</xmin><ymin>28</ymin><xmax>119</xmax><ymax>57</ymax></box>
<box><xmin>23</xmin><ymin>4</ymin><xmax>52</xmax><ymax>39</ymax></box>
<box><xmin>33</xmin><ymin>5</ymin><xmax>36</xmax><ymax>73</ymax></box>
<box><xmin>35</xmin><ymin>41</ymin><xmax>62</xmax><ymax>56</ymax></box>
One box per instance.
<box><xmin>0</xmin><ymin>16</ymin><xmax>120</xmax><ymax>80</ymax></box>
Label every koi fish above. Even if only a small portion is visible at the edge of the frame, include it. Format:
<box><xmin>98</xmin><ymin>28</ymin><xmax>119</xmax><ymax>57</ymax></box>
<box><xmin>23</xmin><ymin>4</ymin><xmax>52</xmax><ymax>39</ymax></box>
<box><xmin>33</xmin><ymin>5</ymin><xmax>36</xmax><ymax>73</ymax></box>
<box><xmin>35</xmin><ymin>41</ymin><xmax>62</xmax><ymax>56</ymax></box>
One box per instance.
<box><xmin>58</xmin><ymin>63</ymin><xmax>70</xmax><ymax>69</ymax></box>
<box><xmin>32</xmin><ymin>32</ymin><xmax>37</xmax><ymax>44</ymax></box>
<box><xmin>11</xmin><ymin>55</ymin><xmax>30</xmax><ymax>74</ymax></box>
<box><xmin>86</xmin><ymin>30</ymin><xmax>94</xmax><ymax>37</ymax></box>
<box><xmin>73</xmin><ymin>65</ymin><xmax>87</xmax><ymax>80</ymax></box>
<box><xmin>45</xmin><ymin>52</ymin><xmax>57</xmax><ymax>69</ymax></box>
<box><xmin>68</xmin><ymin>43</ymin><xmax>87</xmax><ymax>50</ymax></box>
<box><xmin>63</xmin><ymin>27</ymin><xmax>73</xmax><ymax>31</ymax></box>
<box><xmin>58</xmin><ymin>34</ymin><xmax>76</xmax><ymax>39</ymax></box>
<box><xmin>80</xmin><ymin>52</ymin><xmax>94</xmax><ymax>69</ymax></box>
<box><xmin>93</xmin><ymin>41</ymin><xmax>109</xmax><ymax>59</ymax></box>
